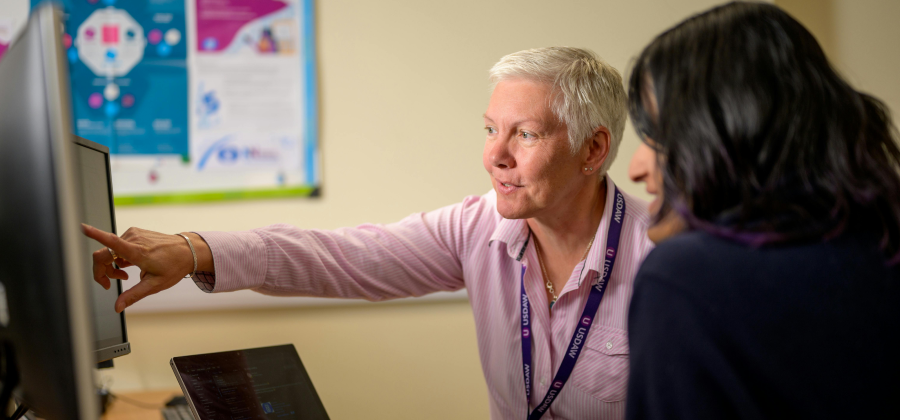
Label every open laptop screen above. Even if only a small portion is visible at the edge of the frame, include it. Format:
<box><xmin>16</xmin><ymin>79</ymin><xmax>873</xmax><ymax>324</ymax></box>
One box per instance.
<box><xmin>171</xmin><ymin>344</ymin><xmax>329</xmax><ymax>419</ymax></box>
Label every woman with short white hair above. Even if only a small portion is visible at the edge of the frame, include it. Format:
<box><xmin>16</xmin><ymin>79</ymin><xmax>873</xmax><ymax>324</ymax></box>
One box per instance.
<box><xmin>85</xmin><ymin>47</ymin><xmax>653</xmax><ymax>419</ymax></box>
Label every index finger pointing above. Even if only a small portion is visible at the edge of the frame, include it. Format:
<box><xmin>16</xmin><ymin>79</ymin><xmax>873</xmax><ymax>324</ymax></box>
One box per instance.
<box><xmin>81</xmin><ymin>224</ymin><xmax>141</xmax><ymax>264</ymax></box>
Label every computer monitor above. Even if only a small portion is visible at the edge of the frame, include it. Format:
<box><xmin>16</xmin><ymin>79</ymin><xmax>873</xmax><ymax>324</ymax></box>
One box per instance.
<box><xmin>73</xmin><ymin>136</ymin><xmax>132</xmax><ymax>363</ymax></box>
<box><xmin>0</xmin><ymin>4</ymin><xmax>99</xmax><ymax>419</ymax></box>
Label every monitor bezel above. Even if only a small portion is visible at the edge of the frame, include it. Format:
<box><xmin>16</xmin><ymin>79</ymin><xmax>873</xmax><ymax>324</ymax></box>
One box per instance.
<box><xmin>72</xmin><ymin>135</ymin><xmax>132</xmax><ymax>363</ymax></box>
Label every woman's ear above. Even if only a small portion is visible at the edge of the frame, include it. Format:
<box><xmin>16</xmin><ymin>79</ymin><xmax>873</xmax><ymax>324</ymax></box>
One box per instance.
<box><xmin>584</xmin><ymin>126</ymin><xmax>611</xmax><ymax>174</ymax></box>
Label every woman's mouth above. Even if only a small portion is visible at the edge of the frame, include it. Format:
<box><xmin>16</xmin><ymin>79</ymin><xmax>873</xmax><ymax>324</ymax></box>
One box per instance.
<box><xmin>496</xmin><ymin>180</ymin><xmax>521</xmax><ymax>194</ymax></box>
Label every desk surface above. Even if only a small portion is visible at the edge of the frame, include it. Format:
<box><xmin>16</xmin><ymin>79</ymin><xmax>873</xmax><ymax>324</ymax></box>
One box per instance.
<box><xmin>102</xmin><ymin>390</ymin><xmax>183</xmax><ymax>420</ymax></box>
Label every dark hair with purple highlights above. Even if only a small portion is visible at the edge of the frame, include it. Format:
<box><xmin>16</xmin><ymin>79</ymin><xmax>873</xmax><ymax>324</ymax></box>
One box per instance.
<box><xmin>629</xmin><ymin>2</ymin><xmax>900</xmax><ymax>260</ymax></box>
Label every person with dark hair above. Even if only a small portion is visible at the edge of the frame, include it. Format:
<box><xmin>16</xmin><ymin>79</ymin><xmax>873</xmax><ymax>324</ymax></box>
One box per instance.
<box><xmin>625</xmin><ymin>2</ymin><xmax>900</xmax><ymax>419</ymax></box>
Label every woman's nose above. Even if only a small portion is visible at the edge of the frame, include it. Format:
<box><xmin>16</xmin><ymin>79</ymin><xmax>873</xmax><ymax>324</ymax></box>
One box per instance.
<box><xmin>629</xmin><ymin>143</ymin><xmax>654</xmax><ymax>183</ymax></box>
<box><xmin>489</xmin><ymin>135</ymin><xmax>515</xmax><ymax>169</ymax></box>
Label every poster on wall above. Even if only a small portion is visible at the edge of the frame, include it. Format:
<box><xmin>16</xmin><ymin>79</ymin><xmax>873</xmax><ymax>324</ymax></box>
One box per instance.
<box><xmin>0</xmin><ymin>1</ymin><xmax>29</xmax><ymax>63</ymax></box>
<box><xmin>29</xmin><ymin>0</ymin><xmax>319</xmax><ymax>205</ymax></box>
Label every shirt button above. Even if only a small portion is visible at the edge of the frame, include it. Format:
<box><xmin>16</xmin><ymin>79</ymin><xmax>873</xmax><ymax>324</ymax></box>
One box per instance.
<box><xmin>606</xmin><ymin>341</ymin><xmax>613</xmax><ymax>349</ymax></box>
<box><xmin>540</xmin><ymin>378</ymin><xmax>546</xmax><ymax>386</ymax></box>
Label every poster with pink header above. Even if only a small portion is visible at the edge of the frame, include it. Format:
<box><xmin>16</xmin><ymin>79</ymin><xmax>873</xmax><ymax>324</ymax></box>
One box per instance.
<box><xmin>6</xmin><ymin>0</ymin><xmax>318</xmax><ymax>204</ymax></box>
<box><xmin>172</xmin><ymin>0</ymin><xmax>319</xmax><ymax>203</ymax></box>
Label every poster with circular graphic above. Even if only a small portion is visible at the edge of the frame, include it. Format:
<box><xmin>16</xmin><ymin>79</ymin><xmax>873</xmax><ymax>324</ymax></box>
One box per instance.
<box><xmin>29</xmin><ymin>0</ymin><xmax>319</xmax><ymax>205</ymax></box>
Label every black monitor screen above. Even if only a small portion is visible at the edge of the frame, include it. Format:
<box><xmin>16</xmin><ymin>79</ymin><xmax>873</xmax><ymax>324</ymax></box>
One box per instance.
<box><xmin>73</xmin><ymin>139</ymin><xmax>129</xmax><ymax>360</ymax></box>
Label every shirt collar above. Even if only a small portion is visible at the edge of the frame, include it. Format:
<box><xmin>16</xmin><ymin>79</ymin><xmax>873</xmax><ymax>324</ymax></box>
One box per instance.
<box><xmin>489</xmin><ymin>217</ymin><xmax>531</xmax><ymax>261</ymax></box>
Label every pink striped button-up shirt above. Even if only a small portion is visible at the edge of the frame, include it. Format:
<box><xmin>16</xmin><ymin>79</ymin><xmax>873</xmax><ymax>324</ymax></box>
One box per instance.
<box><xmin>196</xmin><ymin>176</ymin><xmax>654</xmax><ymax>419</ymax></box>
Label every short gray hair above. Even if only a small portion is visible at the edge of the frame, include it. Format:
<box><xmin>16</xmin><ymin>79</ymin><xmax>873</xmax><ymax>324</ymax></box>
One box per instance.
<box><xmin>489</xmin><ymin>47</ymin><xmax>627</xmax><ymax>175</ymax></box>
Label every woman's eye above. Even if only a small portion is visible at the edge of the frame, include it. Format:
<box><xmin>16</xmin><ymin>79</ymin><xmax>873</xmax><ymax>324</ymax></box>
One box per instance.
<box><xmin>485</xmin><ymin>127</ymin><xmax>497</xmax><ymax>134</ymax></box>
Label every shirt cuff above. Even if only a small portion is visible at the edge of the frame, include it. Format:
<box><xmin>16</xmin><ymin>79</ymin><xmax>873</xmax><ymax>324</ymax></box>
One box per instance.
<box><xmin>193</xmin><ymin>230</ymin><xmax>268</xmax><ymax>292</ymax></box>
<box><xmin>190</xmin><ymin>271</ymin><xmax>216</xmax><ymax>293</ymax></box>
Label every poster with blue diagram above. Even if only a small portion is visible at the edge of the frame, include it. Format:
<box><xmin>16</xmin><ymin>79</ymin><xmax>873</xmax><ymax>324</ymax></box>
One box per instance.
<box><xmin>29</xmin><ymin>0</ymin><xmax>319</xmax><ymax>204</ymax></box>
<box><xmin>38</xmin><ymin>0</ymin><xmax>189</xmax><ymax>156</ymax></box>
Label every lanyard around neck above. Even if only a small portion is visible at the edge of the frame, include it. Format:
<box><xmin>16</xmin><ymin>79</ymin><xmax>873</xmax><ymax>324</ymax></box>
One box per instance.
<box><xmin>520</xmin><ymin>186</ymin><xmax>626</xmax><ymax>420</ymax></box>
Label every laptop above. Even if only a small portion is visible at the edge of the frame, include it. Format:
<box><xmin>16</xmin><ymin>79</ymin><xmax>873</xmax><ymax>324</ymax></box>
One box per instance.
<box><xmin>170</xmin><ymin>344</ymin><xmax>330</xmax><ymax>419</ymax></box>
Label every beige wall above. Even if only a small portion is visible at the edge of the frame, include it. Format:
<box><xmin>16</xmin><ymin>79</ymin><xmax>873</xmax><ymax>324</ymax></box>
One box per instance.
<box><xmin>100</xmin><ymin>1</ymin><xmax>899</xmax><ymax>419</ymax></box>
<box><xmin>777</xmin><ymin>0</ymin><xmax>900</xmax><ymax>117</ymax></box>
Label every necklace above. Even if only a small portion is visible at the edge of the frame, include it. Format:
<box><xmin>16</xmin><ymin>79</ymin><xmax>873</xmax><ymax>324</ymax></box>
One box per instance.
<box><xmin>535</xmin><ymin>234</ymin><xmax>596</xmax><ymax>309</ymax></box>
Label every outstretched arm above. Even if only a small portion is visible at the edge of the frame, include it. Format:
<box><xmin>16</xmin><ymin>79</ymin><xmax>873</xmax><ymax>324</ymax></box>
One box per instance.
<box><xmin>198</xmin><ymin>203</ymin><xmax>472</xmax><ymax>300</ymax></box>
<box><xmin>83</xmin><ymin>195</ymin><xmax>482</xmax><ymax>312</ymax></box>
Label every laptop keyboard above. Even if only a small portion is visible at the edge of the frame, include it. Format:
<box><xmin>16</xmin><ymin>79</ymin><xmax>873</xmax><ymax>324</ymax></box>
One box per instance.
<box><xmin>161</xmin><ymin>405</ymin><xmax>194</xmax><ymax>420</ymax></box>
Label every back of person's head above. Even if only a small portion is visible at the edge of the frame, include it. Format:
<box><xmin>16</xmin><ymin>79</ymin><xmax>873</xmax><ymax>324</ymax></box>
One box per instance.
<box><xmin>490</xmin><ymin>47</ymin><xmax>627</xmax><ymax>175</ymax></box>
<box><xmin>629</xmin><ymin>1</ymin><xmax>900</xmax><ymax>259</ymax></box>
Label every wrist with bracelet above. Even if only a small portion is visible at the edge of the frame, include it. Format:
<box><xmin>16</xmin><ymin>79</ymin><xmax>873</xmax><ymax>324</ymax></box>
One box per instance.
<box><xmin>176</xmin><ymin>233</ymin><xmax>198</xmax><ymax>278</ymax></box>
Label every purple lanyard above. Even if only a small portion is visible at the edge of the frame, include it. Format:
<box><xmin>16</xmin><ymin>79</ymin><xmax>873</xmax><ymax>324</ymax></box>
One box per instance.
<box><xmin>520</xmin><ymin>187</ymin><xmax>625</xmax><ymax>420</ymax></box>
